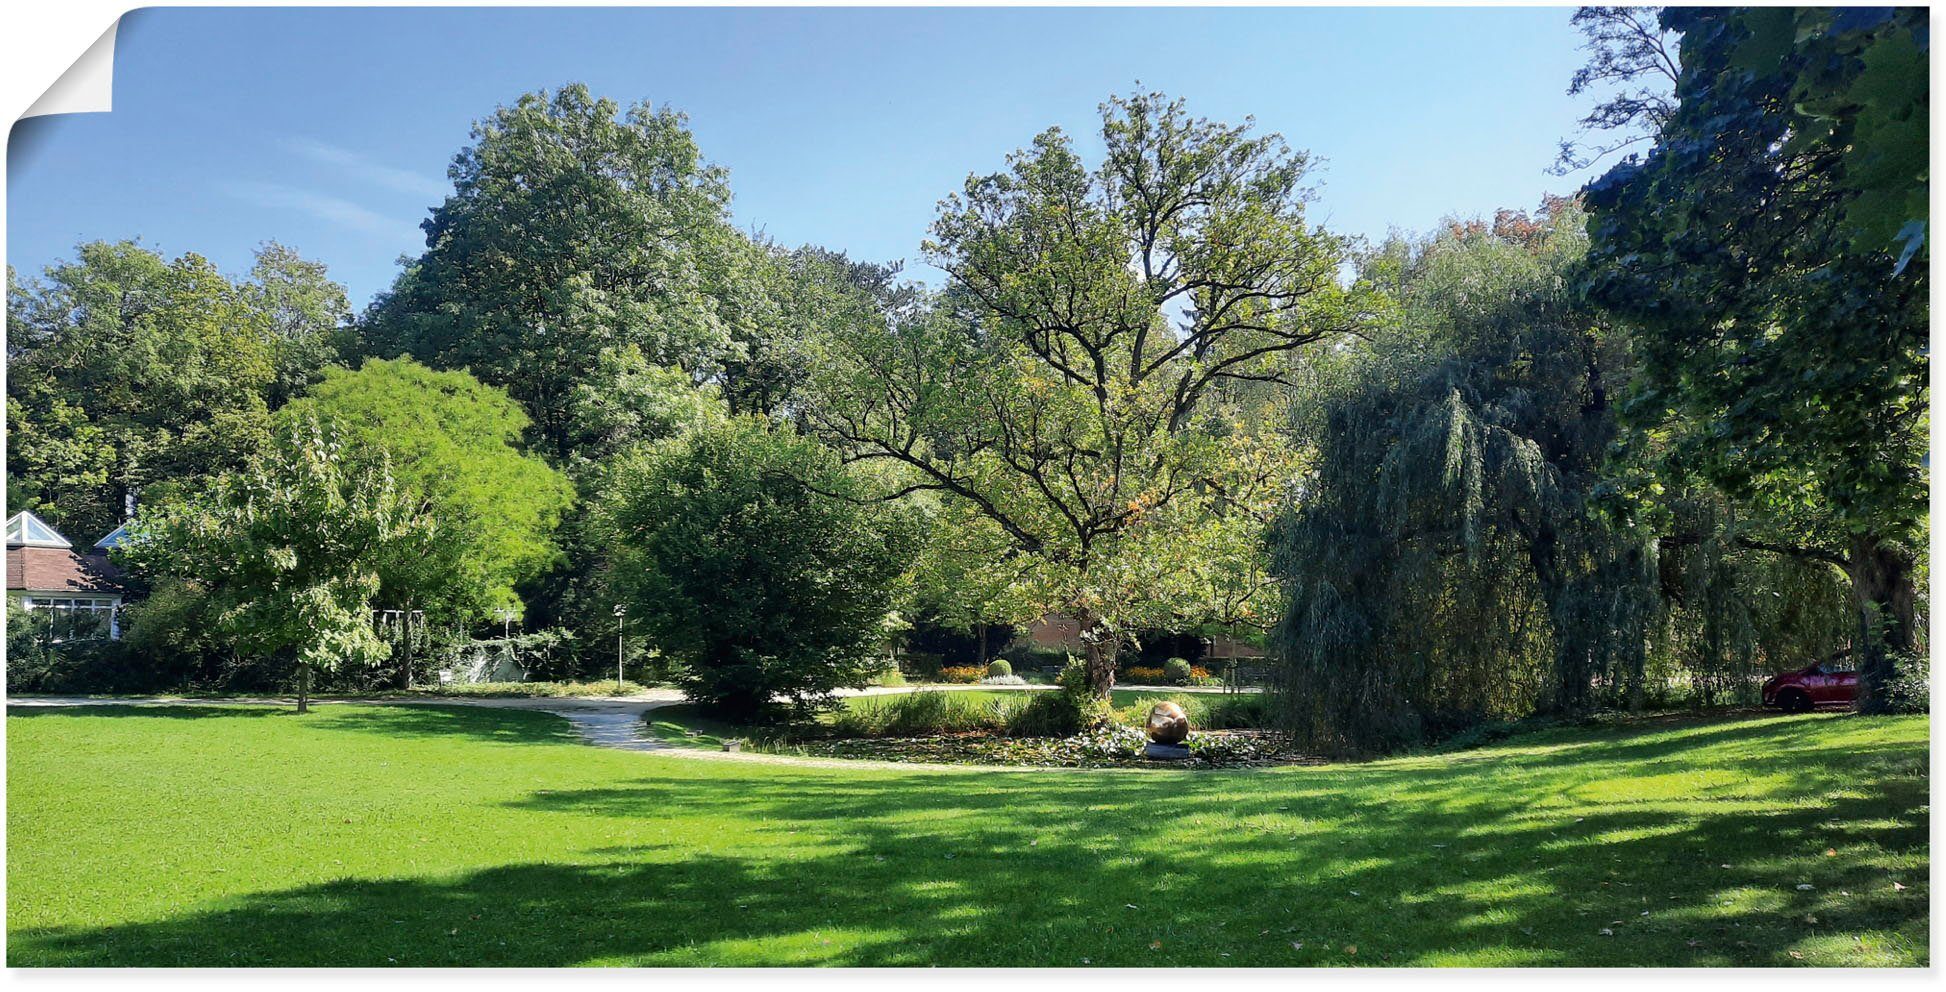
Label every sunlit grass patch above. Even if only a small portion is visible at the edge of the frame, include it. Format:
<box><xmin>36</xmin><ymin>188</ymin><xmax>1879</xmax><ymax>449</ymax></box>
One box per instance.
<box><xmin>6</xmin><ymin>704</ymin><xmax>1928</xmax><ymax>966</ymax></box>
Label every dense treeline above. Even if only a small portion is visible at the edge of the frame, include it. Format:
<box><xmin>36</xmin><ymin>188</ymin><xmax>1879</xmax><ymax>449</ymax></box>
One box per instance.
<box><xmin>1271</xmin><ymin>7</ymin><xmax>1928</xmax><ymax>754</ymax></box>
<box><xmin>5</xmin><ymin>11</ymin><xmax>1927</xmax><ymax>737</ymax></box>
<box><xmin>1271</xmin><ymin>202</ymin><xmax>1860</xmax><ymax>754</ymax></box>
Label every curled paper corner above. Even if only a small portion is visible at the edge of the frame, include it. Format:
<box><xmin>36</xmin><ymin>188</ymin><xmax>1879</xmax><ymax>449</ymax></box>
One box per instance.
<box><xmin>21</xmin><ymin>18</ymin><xmax>120</xmax><ymax>120</ymax></box>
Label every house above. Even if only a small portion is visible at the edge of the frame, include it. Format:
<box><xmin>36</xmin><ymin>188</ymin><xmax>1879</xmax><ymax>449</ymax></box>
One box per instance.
<box><xmin>5</xmin><ymin>511</ymin><xmax>125</xmax><ymax>639</ymax></box>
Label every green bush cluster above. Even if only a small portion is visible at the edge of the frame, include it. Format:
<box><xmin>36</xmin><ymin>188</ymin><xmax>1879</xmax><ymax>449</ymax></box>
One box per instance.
<box><xmin>413</xmin><ymin>680</ymin><xmax>651</xmax><ymax>699</ymax></box>
<box><xmin>1882</xmin><ymin>652</ymin><xmax>1930</xmax><ymax>714</ymax></box>
<box><xmin>1107</xmin><ymin>692</ymin><xmax>1272</xmax><ymax>732</ymax></box>
<box><xmin>827</xmin><ymin>680</ymin><xmax>1152</xmax><ymax>739</ymax></box>
<box><xmin>830</xmin><ymin>691</ymin><xmax>1020</xmax><ymax>737</ymax></box>
<box><xmin>1163</xmin><ymin>657</ymin><xmax>1193</xmax><ymax>684</ymax></box>
<box><xmin>986</xmin><ymin>659</ymin><xmax>1012</xmax><ymax>678</ymax></box>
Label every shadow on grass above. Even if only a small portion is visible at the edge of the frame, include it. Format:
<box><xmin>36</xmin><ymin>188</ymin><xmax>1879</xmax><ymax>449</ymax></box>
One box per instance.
<box><xmin>8</xmin><ymin>712</ymin><xmax>1927</xmax><ymax>966</ymax></box>
<box><xmin>7</xmin><ymin>704</ymin><xmax>289</xmax><ymax>721</ymax></box>
<box><xmin>8</xmin><ymin>702</ymin><xmax>581</xmax><ymax>747</ymax></box>
<box><xmin>310</xmin><ymin>704</ymin><xmax>581</xmax><ymax>747</ymax></box>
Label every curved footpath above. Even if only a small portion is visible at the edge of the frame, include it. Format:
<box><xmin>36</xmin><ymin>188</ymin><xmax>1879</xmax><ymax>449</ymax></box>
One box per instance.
<box><xmin>7</xmin><ymin>683</ymin><xmax>1259</xmax><ymax>773</ymax></box>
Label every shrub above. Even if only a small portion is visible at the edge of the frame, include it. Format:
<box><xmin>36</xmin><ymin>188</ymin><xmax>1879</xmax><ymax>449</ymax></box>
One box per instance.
<box><xmin>937</xmin><ymin>666</ymin><xmax>985</xmax><ymax>684</ymax></box>
<box><xmin>1108</xmin><ymin>692</ymin><xmax>1274</xmax><ymax>731</ymax></box>
<box><xmin>1057</xmin><ymin>661</ymin><xmax>1113</xmax><ymax>728</ymax></box>
<box><xmin>606</xmin><ymin>416</ymin><xmax>920</xmax><ymax>720</ymax></box>
<box><xmin>416</xmin><ymin>680</ymin><xmax>651</xmax><ymax>698</ymax></box>
<box><xmin>986</xmin><ymin>659</ymin><xmax>1013</xmax><ymax>678</ymax></box>
<box><xmin>1164</xmin><ymin>658</ymin><xmax>1193</xmax><ymax>685</ymax></box>
<box><xmin>1005</xmin><ymin>691</ymin><xmax>1084</xmax><ymax>736</ymax></box>
<box><xmin>999</xmin><ymin>646</ymin><xmax>1074</xmax><ymax>674</ymax></box>
<box><xmin>1883</xmin><ymin>652</ymin><xmax>1929</xmax><ymax>714</ymax></box>
<box><xmin>831</xmin><ymin>691</ymin><xmax>1019</xmax><ymax>737</ymax></box>
<box><xmin>873</xmin><ymin>668</ymin><xmax>907</xmax><ymax>687</ymax></box>
<box><xmin>980</xmin><ymin>674</ymin><xmax>1027</xmax><ymax>685</ymax></box>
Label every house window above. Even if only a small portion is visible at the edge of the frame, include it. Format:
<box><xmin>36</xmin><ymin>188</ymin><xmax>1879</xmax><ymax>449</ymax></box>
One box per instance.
<box><xmin>22</xmin><ymin>596</ymin><xmax>118</xmax><ymax>641</ymax></box>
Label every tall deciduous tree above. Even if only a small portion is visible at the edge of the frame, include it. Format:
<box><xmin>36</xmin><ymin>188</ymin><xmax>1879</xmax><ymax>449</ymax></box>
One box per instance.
<box><xmin>807</xmin><ymin>92</ymin><xmax>1374</xmax><ymax>696</ymax></box>
<box><xmin>119</xmin><ymin>417</ymin><xmax>437</xmax><ymax>712</ymax></box>
<box><xmin>1582</xmin><ymin>7</ymin><xmax>1929</xmax><ymax>712</ymax></box>
<box><xmin>8</xmin><ymin>241</ymin><xmax>347</xmax><ymax>540</ymax></box>
<box><xmin>356</xmin><ymin>84</ymin><xmax>739</xmax><ymax>462</ymax></box>
<box><xmin>275</xmin><ymin>359</ymin><xmax>575</xmax><ymax>628</ymax></box>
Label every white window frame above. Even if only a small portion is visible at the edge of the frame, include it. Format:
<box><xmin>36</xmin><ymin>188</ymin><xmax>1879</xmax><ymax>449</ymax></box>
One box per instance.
<box><xmin>21</xmin><ymin>595</ymin><xmax>121</xmax><ymax>640</ymax></box>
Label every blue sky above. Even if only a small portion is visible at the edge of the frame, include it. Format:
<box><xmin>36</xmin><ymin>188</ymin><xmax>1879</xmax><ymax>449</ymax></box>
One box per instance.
<box><xmin>9</xmin><ymin>6</ymin><xmax>1600</xmax><ymax>308</ymax></box>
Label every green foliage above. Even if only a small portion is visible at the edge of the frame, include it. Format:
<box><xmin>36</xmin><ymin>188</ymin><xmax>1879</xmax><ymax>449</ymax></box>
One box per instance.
<box><xmin>410</xmin><ymin>679</ymin><xmax>647</xmax><ymax>699</ymax></box>
<box><xmin>985</xmin><ymin>659</ymin><xmax>1012</xmax><ymax>678</ymax></box>
<box><xmin>1105</xmin><ymin>691</ymin><xmax>1271</xmax><ymax>732</ymax></box>
<box><xmin>8</xmin><ymin>241</ymin><xmax>347</xmax><ymax>540</ymax></box>
<box><xmin>7</xmin><ymin>598</ymin><xmax>59</xmax><ymax>691</ymax></box>
<box><xmin>1274</xmin><ymin>201</ymin><xmax>1855</xmax><ymax>755</ymax></box>
<box><xmin>1053</xmin><ymin>660</ymin><xmax>1112</xmax><ymax>729</ymax></box>
<box><xmin>1879</xmin><ymin>652</ymin><xmax>1930</xmax><ymax>716</ymax></box>
<box><xmin>807</xmin><ymin>91</ymin><xmax>1374</xmax><ymax>695</ymax></box>
<box><xmin>1162</xmin><ymin>658</ymin><xmax>1193</xmax><ymax>685</ymax></box>
<box><xmin>1583</xmin><ymin>8</ymin><xmax>1929</xmax><ymax>712</ymax></box>
<box><xmin>605</xmin><ymin>416</ymin><xmax>919</xmax><ymax>719</ymax></box>
<box><xmin>117</xmin><ymin>417</ymin><xmax>439</xmax><ymax>710</ymax></box>
<box><xmin>830</xmin><ymin>691</ymin><xmax>1017</xmax><ymax>737</ymax></box>
<box><xmin>276</xmin><ymin>359</ymin><xmax>574</xmax><ymax>622</ymax></box>
<box><xmin>357</xmin><ymin>85</ymin><xmax>732</xmax><ymax>458</ymax></box>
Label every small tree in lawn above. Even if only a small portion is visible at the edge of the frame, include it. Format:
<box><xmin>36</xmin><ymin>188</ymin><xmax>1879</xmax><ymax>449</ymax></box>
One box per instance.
<box><xmin>119</xmin><ymin>417</ymin><xmax>435</xmax><ymax>712</ymax></box>
<box><xmin>605</xmin><ymin>416</ymin><xmax>918</xmax><ymax>720</ymax></box>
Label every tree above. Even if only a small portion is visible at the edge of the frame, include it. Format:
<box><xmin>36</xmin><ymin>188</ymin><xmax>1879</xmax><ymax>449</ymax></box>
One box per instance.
<box><xmin>605</xmin><ymin>416</ymin><xmax>918</xmax><ymax>719</ymax></box>
<box><xmin>1552</xmin><ymin>6</ymin><xmax>1680</xmax><ymax>174</ymax></box>
<box><xmin>806</xmin><ymin>91</ymin><xmax>1373</xmax><ymax>696</ymax></box>
<box><xmin>118</xmin><ymin>417</ymin><xmax>437</xmax><ymax>712</ymax></box>
<box><xmin>1582</xmin><ymin>7</ymin><xmax>1929</xmax><ymax>712</ymax></box>
<box><xmin>1273</xmin><ymin>201</ymin><xmax>1853</xmax><ymax>755</ymax></box>
<box><xmin>244</xmin><ymin>243</ymin><xmax>354</xmax><ymax>407</ymax></box>
<box><xmin>8</xmin><ymin>241</ymin><xmax>347</xmax><ymax>539</ymax></box>
<box><xmin>275</xmin><ymin>359</ymin><xmax>575</xmax><ymax>629</ymax></box>
<box><xmin>356</xmin><ymin>84</ymin><xmax>740</xmax><ymax>461</ymax></box>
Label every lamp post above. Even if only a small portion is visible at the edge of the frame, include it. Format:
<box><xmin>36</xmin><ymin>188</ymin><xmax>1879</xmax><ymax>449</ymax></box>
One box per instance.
<box><xmin>613</xmin><ymin>604</ymin><xmax>627</xmax><ymax>696</ymax></box>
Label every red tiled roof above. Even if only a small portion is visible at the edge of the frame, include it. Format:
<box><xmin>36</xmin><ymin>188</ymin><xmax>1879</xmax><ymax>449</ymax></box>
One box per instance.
<box><xmin>5</xmin><ymin>547</ymin><xmax>122</xmax><ymax>595</ymax></box>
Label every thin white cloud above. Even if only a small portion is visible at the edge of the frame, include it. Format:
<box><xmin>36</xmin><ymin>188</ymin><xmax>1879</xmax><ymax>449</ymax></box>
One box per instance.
<box><xmin>226</xmin><ymin>180</ymin><xmax>407</xmax><ymax>238</ymax></box>
<box><xmin>281</xmin><ymin>136</ymin><xmax>447</xmax><ymax>200</ymax></box>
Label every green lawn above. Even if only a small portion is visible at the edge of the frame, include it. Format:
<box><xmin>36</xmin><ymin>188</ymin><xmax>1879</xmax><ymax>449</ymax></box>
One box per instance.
<box><xmin>6</xmin><ymin>704</ymin><xmax>1928</xmax><ymax>966</ymax></box>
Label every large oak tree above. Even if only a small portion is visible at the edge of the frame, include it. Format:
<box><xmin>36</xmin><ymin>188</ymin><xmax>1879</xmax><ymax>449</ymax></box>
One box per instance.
<box><xmin>808</xmin><ymin>92</ymin><xmax>1375</xmax><ymax>696</ymax></box>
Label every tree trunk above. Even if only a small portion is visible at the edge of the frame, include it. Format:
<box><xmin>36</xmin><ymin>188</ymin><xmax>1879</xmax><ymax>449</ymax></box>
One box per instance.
<box><xmin>297</xmin><ymin>661</ymin><xmax>311</xmax><ymax>715</ymax></box>
<box><xmin>1849</xmin><ymin>533</ymin><xmax>1916</xmax><ymax>715</ymax></box>
<box><xmin>1077</xmin><ymin>612</ymin><xmax>1117</xmax><ymax>698</ymax></box>
<box><xmin>977</xmin><ymin>622</ymin><xmax>989</xmax><ymax>668</ymax></box>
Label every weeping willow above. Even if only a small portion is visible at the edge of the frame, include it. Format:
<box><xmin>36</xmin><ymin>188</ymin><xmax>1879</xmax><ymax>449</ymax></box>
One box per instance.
<box><xmin>1271</xmin><ymin>203</ymin><xmax>1853</xmax><ymax>755</ymax></box>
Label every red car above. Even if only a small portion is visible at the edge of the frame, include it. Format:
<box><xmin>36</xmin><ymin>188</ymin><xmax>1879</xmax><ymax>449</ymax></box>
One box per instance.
<box><xmin>1762</xmin><ymin>662</ymin><xmax>1857</xmax><ymax>712</ymax></box>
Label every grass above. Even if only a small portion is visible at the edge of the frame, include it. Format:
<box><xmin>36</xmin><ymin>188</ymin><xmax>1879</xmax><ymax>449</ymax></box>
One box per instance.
<box><xmin>10</xmin><ymin>680</ymin><xmax>657</xmax><ymax>701</ymax></box>
<box><xmin>6</xmin><ymin>703</ymin><xmax>1928</xmax><ymax>966</ymax></box>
